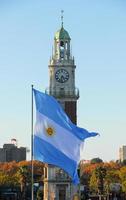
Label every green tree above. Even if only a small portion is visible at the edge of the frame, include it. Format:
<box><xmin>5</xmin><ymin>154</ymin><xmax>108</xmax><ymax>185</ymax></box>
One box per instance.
<box><xmin>89</xmin><ymin>171</ymin><xmax>98</xmax><ymax>194</ymax></box>
<box><xmin>37</xmin><ymin>188</ymin><xmax>43</xmax><ymax>200</ymax></box>
<box><xmin>119</xmin><ymin>166</ymin><xmax>126</xmax><ymax>192</ymax></box>
<box><xmin>17</xmin><ymin>165</ymin><xmax>31</xmax><ymax>200</ymax></box>
<box><xmin>0</xmin><ymin>171</ymin><xmax>18</xmax><ymax>187</ymax></box>
<box><xmin>95</xmin><ymin>166</ymin><xmax>106</xmax><ymax>194</ymax></box>
<box><xmin>0</xmin><ymin>172</ymin><xmax>8</xmax><ymax>186</ymax></box>
<box><xmin>122</xmin><ymin>160</ymin><xmax>126</xmax><ymax>166</ymax></box>
<box><xmin>104</xmin><ymin>170</ymin><xmax>120</xmax><ymax>193</ymax></box>
<box><xmin>90</xmin><ymin>158</ymin><xmax>103</xmax><ymax>164</ymax></box>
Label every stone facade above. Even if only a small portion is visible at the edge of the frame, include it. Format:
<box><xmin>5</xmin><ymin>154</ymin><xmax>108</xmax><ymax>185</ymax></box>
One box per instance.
<box><xmin>43</xmin><ymin>165</ymin><xmax>78</xmax><ymax>200</ymax></box>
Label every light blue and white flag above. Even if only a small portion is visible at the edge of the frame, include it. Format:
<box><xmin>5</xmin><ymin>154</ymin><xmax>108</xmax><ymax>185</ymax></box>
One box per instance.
<box><xmin>33</xmin><ymin>89</ymin><xmax>98</xmax><ymax>184</ymax></box>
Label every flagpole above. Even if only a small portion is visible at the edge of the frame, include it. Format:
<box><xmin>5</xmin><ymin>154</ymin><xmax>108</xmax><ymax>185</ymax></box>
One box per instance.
<box><xmin>31</xmin><ymin>84</ymin><xmax>34</xmax><ymax>200</ymax></box>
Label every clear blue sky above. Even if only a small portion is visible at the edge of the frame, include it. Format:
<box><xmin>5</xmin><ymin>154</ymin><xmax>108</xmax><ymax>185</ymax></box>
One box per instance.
<box><xmin>0</xmin><ymin>0</ymin><xmax>126</xmax><ymax>161</ymax></box>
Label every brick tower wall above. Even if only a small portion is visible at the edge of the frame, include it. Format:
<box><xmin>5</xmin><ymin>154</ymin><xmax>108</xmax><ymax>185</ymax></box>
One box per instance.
<box><xmin>65</xmin><ymin>101</ymin><xmax>77</xmax><ymax>125</ymax></box>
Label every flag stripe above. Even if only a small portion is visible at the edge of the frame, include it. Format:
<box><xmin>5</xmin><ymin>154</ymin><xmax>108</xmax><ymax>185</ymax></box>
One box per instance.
<box><xmin>34</xmin><ymin>135</ymin><xmax>79</xmax><ymax>184</ymax></box>
<box><xmin>35</xmin><ymin>110</ymin><xmax>82</xmax><ymax>163</ymax></box>
<box><xmin>34</xmin><ymin>89</ymin><xmax>86</xmax><ymax>140</ymax></box>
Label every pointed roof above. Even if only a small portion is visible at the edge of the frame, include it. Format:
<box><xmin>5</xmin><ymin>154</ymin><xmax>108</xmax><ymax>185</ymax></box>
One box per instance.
<box><xmin>54</xmin><ymin>26</ymin><xmax>71</xmax><ymax>40</ymax></box>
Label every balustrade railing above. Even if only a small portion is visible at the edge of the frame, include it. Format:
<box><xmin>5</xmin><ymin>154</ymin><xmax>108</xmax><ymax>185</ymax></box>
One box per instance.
<box><xmin>45</xmin><ymin>88</ymin><xmax>79</xmax><ymax>99</ymax></box>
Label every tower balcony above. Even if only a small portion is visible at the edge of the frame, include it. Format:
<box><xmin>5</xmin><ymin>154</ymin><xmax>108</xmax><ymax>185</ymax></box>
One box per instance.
<box><xmin>45</xmin><ymin>87</ymin><xmax>79</xmax><ymax>99</ymax></box>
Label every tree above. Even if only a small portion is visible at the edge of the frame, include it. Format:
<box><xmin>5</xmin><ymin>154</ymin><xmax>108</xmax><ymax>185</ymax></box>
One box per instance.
<box><xmin>122</xmin><ymin>160</ymin><xmax>126</xmax><ymax>166</ymax></box>
<box><xmin>119</xmin><ymin>166</ymin><xmax>126</xmax><ymax>192</ymax></box>
<box><xmin>95</xmin><ymin>166</ymin><xmax>106</xmax><ymax>194</ymax></box>
<box><xmin>104</xmin><ymin>169</ymin><xmax>120</xmax><ymax>194</ymax></box>
<box><xmin>0</xmin><ymin>172</ymin><xmax>9</xmax><ymax>186</ymax></box>
<box><xmin>0</xmin><ymin>171</ymin><xmax>18</xmax><ymax>187</ymax></box>
<box><xmin>37</xmin><ymin>188</ymin><xmax>43</xmax><ymax>200</ymax></box>
<box><xmin>17</xmin><ymin>165</ymin><xmax>31</xmax><ymax>200</ymax></box>
<box><xmin>89</xmin><ymin>171</ymin><xmax>98</xmax><ymax>194</ymax></box>
<box><xmin>90</xmin><ymin>158</ymin><xmax>103</xmax><ymax>164</ymax></box>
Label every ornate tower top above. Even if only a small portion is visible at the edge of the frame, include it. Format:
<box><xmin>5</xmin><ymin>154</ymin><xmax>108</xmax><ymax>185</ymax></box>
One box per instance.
<box><xmin>54</xmin><ymin>10</ymin><xmax>70</xmax><ymax>41</ymax></box>
<box><xmin>47</xmin><ymin>13</ymin><xmax>79</xmax><ymax>103</ymax></box>
<box><xmin>50</xmin><ymin>13</ymin><xmax>73</xmax><ymax>66</ymax></box>
<box><xmin>54</xmin><ymin>27</ymin><xmax>70</xmax><ymax>41</ymax></box>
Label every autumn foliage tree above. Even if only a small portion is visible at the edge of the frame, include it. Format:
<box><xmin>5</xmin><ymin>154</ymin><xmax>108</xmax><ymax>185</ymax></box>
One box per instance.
<box><xmin>0</xmin><ymin>160</ymin><xmax>44</xmax><ymax>191</ymax></box>
<box><xmin>119</xmin><ymin>166</ymin><xmax>126</xmax><ymax>193</ymax></box>
<box><xmin>80</xmin><ymin>160</ymin><xmax>125</xmax><ymax>195</ymax></box>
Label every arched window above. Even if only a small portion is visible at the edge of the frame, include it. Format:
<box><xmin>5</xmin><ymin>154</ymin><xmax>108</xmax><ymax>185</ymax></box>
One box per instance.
<box><xmin>65</xmin><ymin>42</ymin><xmax>68</xmax><ymax>50</ymax></box>
<box><xmin>60</xmin><ymin>41</ymin><xmax>64</xmax><ymax>58</ymax></box>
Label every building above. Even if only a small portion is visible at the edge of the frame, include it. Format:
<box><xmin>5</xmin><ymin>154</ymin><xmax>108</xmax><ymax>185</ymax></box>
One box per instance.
<box><xmin>43</xmin><ymin>16</ymin><xmax>79</xmax><ymax>200</ymax></box>
<box><xmin>80</xmin><ymin>160</ymin><xmax>91</xmax><ymax>165</ymax></box>
<box><xmin>119</xmin><ymin>145</ymin><xmax>126</xmax><ymax>162</ymax></box>
<box><xmin>0</xmin><ymin>140</ymin><xmax>26</xmax><ymax>162</ymax></box>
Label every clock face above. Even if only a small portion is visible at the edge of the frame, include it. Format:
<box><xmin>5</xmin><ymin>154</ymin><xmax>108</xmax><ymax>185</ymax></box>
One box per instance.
<box><xmin>55</xmin><ymin>69</ymin><xmax>69</xmax><ymax>83</ymax></box>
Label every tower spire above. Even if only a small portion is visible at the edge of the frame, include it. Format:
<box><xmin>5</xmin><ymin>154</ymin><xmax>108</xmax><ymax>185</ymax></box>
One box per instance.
<box><xmin>61</xmin><ymin>10</ymin><xmax>64</xmax><ymax>27</ymax></box>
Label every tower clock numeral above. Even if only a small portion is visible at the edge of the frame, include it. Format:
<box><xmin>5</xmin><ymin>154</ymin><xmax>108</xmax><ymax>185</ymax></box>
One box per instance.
<box><xmin>55</xmin><ymin>69</ymin><xmax>69</xmax><ymax>83</ymax></box>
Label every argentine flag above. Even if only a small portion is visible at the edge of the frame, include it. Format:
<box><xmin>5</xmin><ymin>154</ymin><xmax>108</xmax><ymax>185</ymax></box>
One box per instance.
<box><xmin>33</xmin><ymin>89</ymin><xmax>98</xmax><ymax>184</ymax></box>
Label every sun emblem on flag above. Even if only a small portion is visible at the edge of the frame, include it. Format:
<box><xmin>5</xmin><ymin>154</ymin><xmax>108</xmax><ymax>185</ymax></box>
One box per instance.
<box><xmin>45</xmin><ymin>126</ymin><xmax>55</xmax><ymax>136</ymax></box>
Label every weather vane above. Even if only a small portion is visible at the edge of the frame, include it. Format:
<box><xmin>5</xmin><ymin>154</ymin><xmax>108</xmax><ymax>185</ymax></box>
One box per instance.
<box><xmin>61</xmin><ymin>10</ymin><xmax>64</xmax><ymax>27</ymax></box>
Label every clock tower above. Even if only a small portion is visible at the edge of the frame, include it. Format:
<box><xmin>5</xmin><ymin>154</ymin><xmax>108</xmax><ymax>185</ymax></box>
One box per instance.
<box><xmin>46</xmin><ymin>20</ymin><xmax>79</xmax><ymax>124</ymax></box>
<box><xmin>44</xmin><ymin>16</ymin><xmax>79</xmax><ymax>200</ymax></box>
